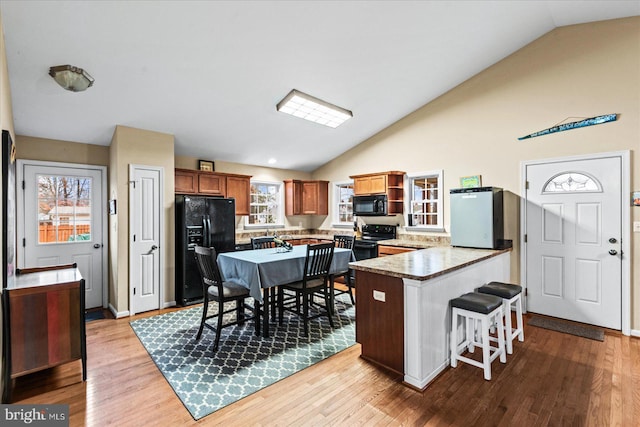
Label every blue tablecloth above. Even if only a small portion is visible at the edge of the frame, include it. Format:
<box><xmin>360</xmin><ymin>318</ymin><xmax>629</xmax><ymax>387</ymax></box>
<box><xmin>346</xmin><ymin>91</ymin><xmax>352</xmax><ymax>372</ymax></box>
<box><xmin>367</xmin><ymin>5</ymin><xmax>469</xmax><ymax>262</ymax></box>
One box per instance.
<box><xmin>217</xmin><ymin>245</ymin><xmax>352</xmax><ymax>303</ymax></box>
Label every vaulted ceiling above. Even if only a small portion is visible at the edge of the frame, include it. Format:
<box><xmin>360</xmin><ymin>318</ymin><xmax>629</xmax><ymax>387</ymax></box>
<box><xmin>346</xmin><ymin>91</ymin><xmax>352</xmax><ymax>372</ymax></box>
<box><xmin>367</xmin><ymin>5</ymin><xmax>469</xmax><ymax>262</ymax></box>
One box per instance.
<box><xmin>1</xmin><ymin>1</ymin><xmax>638</xmax><ymax>171</ymax></box>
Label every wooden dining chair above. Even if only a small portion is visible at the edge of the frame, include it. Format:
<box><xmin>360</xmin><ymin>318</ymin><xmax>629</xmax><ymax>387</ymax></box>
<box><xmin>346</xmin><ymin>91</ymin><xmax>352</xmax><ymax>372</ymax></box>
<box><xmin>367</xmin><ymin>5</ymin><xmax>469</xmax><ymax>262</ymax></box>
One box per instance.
<box><xmin>194</xmin><ymin>246</ymin><xmax>259</xmax><ymax>352</ymax></box>
<box><xmin>251</xmin><ymin>236</ymin><xmax>276</xmax><ymax>249</ymax></box>
<box><xmin>250</xmin><ymin>236</ymin><xmax>279</xmax><ymax>321</ymax></box>
<box><xmin>277</xmin><ymin>242</ymin><xmax>335</xmax><ymax>337</ymax></box>
<box><xmin>329</xmin><ymin>235</ymin><xmax>355</xmax><ymax>313</ymax></box>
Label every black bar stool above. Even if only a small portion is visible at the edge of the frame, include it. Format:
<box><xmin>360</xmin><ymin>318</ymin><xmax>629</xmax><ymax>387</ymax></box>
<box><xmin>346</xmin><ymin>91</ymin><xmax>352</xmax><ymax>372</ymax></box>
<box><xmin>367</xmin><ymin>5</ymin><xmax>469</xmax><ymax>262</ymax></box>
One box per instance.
<box><xmin>477</xmin><ymin>281</ymin><xmax>524</xmax><ymax>354</ymax></box>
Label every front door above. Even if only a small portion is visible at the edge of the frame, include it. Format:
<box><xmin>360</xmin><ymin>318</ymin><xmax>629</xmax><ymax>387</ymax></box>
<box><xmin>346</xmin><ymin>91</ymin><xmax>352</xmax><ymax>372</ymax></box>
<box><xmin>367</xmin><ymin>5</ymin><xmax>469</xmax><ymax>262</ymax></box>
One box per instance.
<box><xmin>19</xmin><ymin>161</ymin><xmax>106</xmax><ymax>309</ymax></box>
<box><xmin>524</xmin><ymin>155</ymin><xmax>622</xmax><ymax>329</ymax></box>
<box><xmin>129</xmin><ymin>165</ymin><xmax>163</xmax><ymax>314</ymax></box>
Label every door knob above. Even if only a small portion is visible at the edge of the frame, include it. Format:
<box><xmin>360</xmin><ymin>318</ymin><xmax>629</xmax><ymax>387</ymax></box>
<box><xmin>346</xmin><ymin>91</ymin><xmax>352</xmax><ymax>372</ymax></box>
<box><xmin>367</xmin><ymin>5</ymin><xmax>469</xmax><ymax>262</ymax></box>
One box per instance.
<box><xmin>608</xmin><ymin>238</ymin><xmax>617</xmax><ymax>244</ymax></box>
<box><xmin>151</xmin><ymin>245</ymin><xmax>158</xmax><ymax>250</ymax></box>
<box><xmin>608</xmin><ymin>249</ymin><xmax>618</xmax><ymax>256</ymax></box>
<box><xmin>93</xmin><ymin>244</ymin><xmax>101</xmax><ymax>249</ymax></box>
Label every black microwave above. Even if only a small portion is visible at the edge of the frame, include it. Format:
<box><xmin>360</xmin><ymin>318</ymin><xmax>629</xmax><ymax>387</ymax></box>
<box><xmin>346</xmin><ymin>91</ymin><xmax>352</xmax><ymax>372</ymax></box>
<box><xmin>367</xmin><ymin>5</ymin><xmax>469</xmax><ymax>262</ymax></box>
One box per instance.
<box><xmin>353</xmin><ymin>194</ymin><xmax>387</xmax><ymax>216</ymax></box>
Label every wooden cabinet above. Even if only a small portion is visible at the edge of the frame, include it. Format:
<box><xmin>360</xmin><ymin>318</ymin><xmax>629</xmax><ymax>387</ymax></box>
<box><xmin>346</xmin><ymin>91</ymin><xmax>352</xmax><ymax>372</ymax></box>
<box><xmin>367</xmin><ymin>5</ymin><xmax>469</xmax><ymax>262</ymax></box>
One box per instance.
<box><xmin>226</xmin><ymin>175</ymin><xmax>251</xmax><ymax>216</ymax></box>
<box><xmin>350</xmin><ymin>171</ymin><xmax>405</xmax><ymax>215</ymax></box>
<box><xmin>198</xmin><ymin>173</ymin><xmax>226</xmax><ymax>196</ymax></box>
<box><xmin>355</xmin><ymin>270</ymin><xmax>404</xmax><ymax>376</ymax></box>
<box><xmin>175</xmin><ymin>169</ymin><xmax>197</xmax><ymax>194</ymax></box>
<box><xmin>284</xmin><ymin>180</ymin><xmax>303</xmax><ymax>216</ymax></box>
<box><xmin>2</xmin><ymin>264</ymin><xmax>86</xmax><ymax>403</ymax></box>
<box><xmin>174</xmin><ymin>169</ymin><xmax>251</xmax><ymax>215</ymax></box>
<box><xmin>284</xmin><ymin>180</ymin><xmax>328</xmax><ymax>215</ymax></box>
<box><xmin>354</xmin><ymin>174</ymin><xmax>387</xmax><ymax>195</ymax></box>
<box><xmin>377</xmin><ymin>245</ymin><xmax>416</xmax><ymax>257</ymax></box>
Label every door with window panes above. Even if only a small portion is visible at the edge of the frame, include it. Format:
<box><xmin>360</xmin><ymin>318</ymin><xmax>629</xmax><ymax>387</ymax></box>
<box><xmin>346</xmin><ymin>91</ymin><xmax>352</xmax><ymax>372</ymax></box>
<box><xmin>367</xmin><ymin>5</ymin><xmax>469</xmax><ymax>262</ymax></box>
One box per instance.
<box><xmin>20</xmin><ymin>163</ymin><xmax>104</xmax><ymax>309</ymax></box>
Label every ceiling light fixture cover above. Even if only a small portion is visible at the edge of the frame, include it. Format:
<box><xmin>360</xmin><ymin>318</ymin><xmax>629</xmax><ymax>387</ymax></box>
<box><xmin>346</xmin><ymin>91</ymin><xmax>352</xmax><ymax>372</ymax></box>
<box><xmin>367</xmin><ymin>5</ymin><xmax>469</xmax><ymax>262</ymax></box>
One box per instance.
<box><xmin>276</xmin><ymin>89</ymin><xmax>352</xmax><ymax>128</ymax></box>
<box><xmin>49</xmin><ymin>65</ymin><xmax>94</xmax><ymax>92</ymax></box>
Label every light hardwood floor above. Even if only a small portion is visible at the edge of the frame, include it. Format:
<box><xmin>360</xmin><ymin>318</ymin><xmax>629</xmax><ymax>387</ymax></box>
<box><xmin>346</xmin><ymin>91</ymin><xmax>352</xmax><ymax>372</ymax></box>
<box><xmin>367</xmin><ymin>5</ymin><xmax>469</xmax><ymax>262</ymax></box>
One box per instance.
<box><xmin>10</xmin><ymin>307</ymin><xmax>640</xmax><ymax>426</ymax></box>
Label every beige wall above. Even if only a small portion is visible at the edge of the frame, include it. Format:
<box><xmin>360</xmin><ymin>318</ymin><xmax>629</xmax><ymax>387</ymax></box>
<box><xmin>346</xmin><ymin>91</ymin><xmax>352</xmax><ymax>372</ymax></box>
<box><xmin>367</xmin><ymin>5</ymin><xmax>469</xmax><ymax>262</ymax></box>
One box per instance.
<box><xmin>110</xmin><ymin>125</ymin><xmax>174</xmax><ymax>315</ymax></box>
<box><xmin>0</xmin><ymin>10</ymin><xmax>13</xmax><ymax>390</ymax></box>
<box><xmin>16</xmin><ymin>135</ymin><xmax>109</xmax><ymax>166</ymax></box>
<box><xmin>0</xmin><ymin>12</ymin><xmax>13</xmax><ymax>141</ymax></box>
<box><xmin>313</xmin><ymin>17</ymin><xmax>640</xmax><ymax>328</ymax></box>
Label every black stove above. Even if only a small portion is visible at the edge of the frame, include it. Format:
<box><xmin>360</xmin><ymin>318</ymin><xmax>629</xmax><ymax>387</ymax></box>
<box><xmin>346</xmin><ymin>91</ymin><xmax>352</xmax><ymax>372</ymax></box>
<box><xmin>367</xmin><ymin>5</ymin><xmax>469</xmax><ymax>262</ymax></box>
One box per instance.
<box><xmin>353</xmin><ymin>224</ymin><xmax>396</xmax><ymax>260</ymax></box>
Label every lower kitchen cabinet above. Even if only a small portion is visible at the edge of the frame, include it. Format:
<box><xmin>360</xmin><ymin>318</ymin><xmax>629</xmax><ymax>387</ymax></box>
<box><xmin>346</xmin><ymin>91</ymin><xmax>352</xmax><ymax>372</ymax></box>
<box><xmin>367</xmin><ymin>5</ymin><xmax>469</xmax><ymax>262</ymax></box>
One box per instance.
<box><xmin>355</xmin><ymin>270</ymin><xmax>404</xmax><ymax>376</ymax></box>
<box><xmin>377</xmin><ymin>245</ymin><xmax>416</xmax><ymax>256</ymax></box>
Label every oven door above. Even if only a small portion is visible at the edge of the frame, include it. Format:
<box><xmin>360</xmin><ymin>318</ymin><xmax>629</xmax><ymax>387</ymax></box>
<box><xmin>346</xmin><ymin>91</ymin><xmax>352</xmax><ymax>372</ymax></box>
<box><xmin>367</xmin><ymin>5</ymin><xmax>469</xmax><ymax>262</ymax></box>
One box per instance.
<box><xmin>353</xmin><ymin>240</ymin><xmax>378</xmax><ymax>260</ymax></box>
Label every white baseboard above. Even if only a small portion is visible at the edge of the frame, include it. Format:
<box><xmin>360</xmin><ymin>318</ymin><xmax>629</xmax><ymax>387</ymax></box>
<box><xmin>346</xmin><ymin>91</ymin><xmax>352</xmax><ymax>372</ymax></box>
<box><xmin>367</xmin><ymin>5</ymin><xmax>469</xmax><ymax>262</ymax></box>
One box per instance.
<box><xmin>109</xmin><ymin>303</ymin><xmax>130</xmax><ymax>319</ymax></box>
<box><xmin>630</xmin><ymin>329</ymin><xmax>640</xmax><ymax>338</ymax></box>
<box><xmin>163</xmin><ymin>300</ymin><xmax>176</xmax><ymax>309</ymax></box>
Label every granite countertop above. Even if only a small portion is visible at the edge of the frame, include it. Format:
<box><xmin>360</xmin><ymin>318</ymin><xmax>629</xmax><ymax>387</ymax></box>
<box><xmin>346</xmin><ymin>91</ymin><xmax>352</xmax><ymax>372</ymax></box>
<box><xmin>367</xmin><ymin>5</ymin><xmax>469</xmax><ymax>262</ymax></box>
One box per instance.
<box><xmin>236</xmin><ymin>234</ymin><xmax>336</xmax><ymax>245</ymax></box>
<box><xmin>349</xmin><ymin>246</ymin><xmax>511</xmax><ymax>281</ymax></box>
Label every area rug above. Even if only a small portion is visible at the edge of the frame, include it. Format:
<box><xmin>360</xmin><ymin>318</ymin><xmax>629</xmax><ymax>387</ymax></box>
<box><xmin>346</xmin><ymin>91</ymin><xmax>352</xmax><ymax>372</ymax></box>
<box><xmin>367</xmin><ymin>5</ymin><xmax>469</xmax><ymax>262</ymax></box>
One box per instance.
<box><xmin>130</xmin><ymin>296</ymin><xmax>355</xmax><ymax>420</ymax></box>
<box><xmin>528</xmin><ymin>315</ymin><xmax>604</xmax><ymax>341</ymax></box>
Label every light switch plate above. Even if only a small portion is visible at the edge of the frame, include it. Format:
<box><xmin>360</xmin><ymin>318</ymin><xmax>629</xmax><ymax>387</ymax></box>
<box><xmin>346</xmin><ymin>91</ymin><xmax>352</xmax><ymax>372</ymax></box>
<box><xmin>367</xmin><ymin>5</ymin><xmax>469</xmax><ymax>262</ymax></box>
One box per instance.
<box><xmin>634</xmin><ymin>221</ymin><xmax>640</xmax><ymax>233</ymax></box>
<box><xmin>373</xmin><ymin>290</ymin><xmax>386</xmax><ymax>302</ymax></box>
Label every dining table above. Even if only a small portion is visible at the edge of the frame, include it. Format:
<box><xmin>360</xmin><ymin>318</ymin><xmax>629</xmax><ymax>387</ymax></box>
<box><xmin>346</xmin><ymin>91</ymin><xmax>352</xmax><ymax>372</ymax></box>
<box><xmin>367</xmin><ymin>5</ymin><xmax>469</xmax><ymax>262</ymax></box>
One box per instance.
<box><xmin>217</xmin><ymin>245</ymin><xmax>352</xmax><ymax>337</ymax></box>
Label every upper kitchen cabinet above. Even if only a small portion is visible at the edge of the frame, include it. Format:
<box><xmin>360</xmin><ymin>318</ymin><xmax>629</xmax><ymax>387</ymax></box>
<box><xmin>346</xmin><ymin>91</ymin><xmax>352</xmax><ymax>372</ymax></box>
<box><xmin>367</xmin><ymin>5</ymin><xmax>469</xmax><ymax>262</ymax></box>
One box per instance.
<box><xmin>198</xmin><ymin>172</ymin><xmax>226</xmax><ymax>196</ymax></box>
<box><xmin>351</xmin><ymin>171</ymin><xmax>405</xmax><ymax>195</ymax></box>
<box><xmin>226</xmin><ymin>175</ymin><xmax>251</xmax><ymax>216</ymax></box>
<box><xmin>350</xmin><ymin>171</ymin><xmax>405</xmax><ymax>215</ymax></box>
<box><xmin>353</xmin><ymin>173</ymin><xmax>387</xmax><ymax>195</ymax></box>
<box><xmin>175</xmin><ymin>169</ymin><xmax>198</xmax><ymax>194</ymax></box>
<box><xmin>284</xmin><ymin>179</ymin><xmax>329</xmax><ymax>216</ymax></box>
<box><xmin>174</xmin><ymin>169</ymin><xmax>251</xmax><ymax>215</ymax></box>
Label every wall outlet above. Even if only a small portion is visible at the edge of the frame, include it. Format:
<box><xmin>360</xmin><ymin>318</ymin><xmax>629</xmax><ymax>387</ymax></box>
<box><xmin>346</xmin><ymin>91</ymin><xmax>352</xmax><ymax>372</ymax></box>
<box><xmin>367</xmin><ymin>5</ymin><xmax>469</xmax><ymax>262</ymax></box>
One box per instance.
<box><xmin>373</xmin><ymin>290</ymin><xmax>386</xmax><ymax>302</ymax></box>
<box><xmin>634</xmin><ymin>221</ymin><xmax>640</xmax><ymax>233</ymax></box>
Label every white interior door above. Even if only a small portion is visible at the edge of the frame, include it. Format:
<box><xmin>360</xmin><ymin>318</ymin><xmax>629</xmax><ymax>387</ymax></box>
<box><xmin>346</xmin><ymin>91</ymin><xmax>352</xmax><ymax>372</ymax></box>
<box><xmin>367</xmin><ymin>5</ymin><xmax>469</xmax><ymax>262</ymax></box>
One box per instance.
<box><xmin>129</xmin><ymin>165</ymin><xmax>163</xmax><ymax>314</ymax></box>
<box><xmin>525</xmin><ymin>156</ymin><xmax>622</xmax><ymax>329</ymax></box>
<box><xmin>18</xmin><ymin>161</ymin><xmax>106</xmax><ymax>309</ymax></box>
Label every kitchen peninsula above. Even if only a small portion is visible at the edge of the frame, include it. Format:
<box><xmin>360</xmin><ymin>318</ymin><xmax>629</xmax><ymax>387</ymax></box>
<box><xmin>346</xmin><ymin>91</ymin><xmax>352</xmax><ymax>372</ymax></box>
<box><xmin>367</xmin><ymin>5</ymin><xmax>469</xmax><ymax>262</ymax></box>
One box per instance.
<box><xmin>349</xmin><ymin>246</ymin><xmax>511</xmax><ymax>390</ymax></box>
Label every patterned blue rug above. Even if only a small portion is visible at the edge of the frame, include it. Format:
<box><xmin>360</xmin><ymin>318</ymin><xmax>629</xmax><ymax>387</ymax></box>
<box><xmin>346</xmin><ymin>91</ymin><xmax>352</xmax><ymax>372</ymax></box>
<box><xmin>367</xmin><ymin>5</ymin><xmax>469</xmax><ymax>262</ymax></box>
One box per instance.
<box><xmin>130</xmin><ymin>295</ymin><xmax>355</xmax><ymax>420</ymax></box>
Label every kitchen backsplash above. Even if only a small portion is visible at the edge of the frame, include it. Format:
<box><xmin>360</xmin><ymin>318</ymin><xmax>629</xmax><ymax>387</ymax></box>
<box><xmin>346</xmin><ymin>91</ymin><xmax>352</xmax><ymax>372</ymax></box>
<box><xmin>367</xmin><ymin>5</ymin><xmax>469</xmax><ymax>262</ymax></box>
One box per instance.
<box><xmin>236</xmin><ymin>228</ymin><xmax>450</xmax><ymax>246</ymax></box>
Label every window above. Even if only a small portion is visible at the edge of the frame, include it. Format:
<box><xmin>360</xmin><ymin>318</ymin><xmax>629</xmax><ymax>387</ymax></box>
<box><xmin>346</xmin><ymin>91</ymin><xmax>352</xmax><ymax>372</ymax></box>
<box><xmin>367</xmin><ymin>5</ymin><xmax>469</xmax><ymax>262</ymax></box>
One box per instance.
<box><xmin>543</xmin><ymin>172</ymin><xmax>601</xmax><ymax>193</ymax></box>
<box><xmin>246</xmin><ymin>181</ymin><xmax>283</xmax><ymax>227</ymax></box>
<box><xmin>37</xmin><ymin>174</ymin><xmax>92</xmax><ymax>243</ymax></box>
<box><xmin>407</xmin><ymin>170</ymin><xmax>443</xmax><ymax>230</ymax></box>
<box><xmin>333</xmin><ymin>181</ymin><xmax>354</xmax><ymax>226</ymax></box>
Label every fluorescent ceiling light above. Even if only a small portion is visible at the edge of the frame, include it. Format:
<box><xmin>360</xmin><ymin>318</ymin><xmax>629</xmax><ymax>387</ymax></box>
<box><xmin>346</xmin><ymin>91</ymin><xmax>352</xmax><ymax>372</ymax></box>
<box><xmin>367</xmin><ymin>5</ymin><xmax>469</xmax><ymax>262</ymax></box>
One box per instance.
<box><xmin>276</xmin><ymin>89</ymin><xmax>352</xmax><ymax>128</ymax></box>
<box><xmin>268</xmin><ymin>158</ymin><xmax>277</xmax><ymax>164</ymax></box>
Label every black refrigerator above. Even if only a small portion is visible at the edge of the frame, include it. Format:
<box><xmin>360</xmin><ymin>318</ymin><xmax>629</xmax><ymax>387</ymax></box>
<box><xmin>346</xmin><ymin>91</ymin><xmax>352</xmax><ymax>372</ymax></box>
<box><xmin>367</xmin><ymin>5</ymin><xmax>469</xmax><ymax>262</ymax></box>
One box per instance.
<box><xmin>175</xmin><ymin>195</ymin><xmax>236</xmax><ymax>306</ymax></box>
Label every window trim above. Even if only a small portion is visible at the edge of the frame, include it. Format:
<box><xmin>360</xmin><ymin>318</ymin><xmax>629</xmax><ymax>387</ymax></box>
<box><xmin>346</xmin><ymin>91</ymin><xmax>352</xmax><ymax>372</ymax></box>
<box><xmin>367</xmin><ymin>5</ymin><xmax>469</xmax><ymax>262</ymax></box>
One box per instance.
<box><xmin>405</xmin><ymin>170</ymin><xmax>444</xmax><ymax>232</ymax></box>
<box><xmin>244</xmin><ymin>180</ymin><xmax>285</xmax><ymax>229</ymax></box>
<box><xmin>332</xmin><ymin>180</ymin><xmax>354</xmax><ymax>228</ymax></box>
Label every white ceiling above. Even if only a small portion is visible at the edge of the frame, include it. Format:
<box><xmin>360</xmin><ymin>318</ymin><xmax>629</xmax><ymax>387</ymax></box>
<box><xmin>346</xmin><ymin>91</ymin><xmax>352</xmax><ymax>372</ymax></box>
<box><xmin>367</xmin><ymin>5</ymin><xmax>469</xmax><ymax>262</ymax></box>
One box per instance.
<box><xmin>1</xmin><ymin>1</ymin><xmax>638</xmax><ymax>172</ymax></box>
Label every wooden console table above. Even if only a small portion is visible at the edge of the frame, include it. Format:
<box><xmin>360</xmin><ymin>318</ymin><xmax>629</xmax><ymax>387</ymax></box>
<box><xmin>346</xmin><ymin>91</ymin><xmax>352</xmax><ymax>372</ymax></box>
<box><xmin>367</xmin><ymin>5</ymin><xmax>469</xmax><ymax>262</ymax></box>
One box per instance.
<box><xmin>1</xmin><ymin>264</ymin><xmax>87</xmax><ymax>403</ymax></box>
